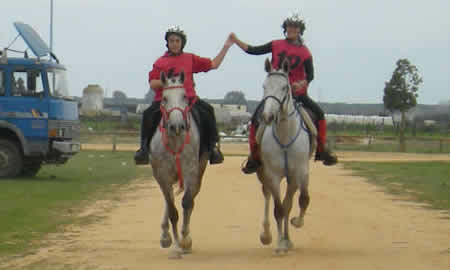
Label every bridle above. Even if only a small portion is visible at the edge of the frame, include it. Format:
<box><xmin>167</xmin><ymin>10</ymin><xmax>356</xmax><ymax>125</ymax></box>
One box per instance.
<box><xmin>159</xmin><ymin>85</ymin><xmax>198</xmax><ymax>189</ymax></box>
<box><xmin>261</xmin><ymin>71</ymin><xmax>294</xmax><ymax>122</ymax></box>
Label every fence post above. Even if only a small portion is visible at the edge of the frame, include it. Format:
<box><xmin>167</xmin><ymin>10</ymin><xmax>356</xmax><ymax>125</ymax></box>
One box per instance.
<box><xmin>112</xmin><ymin>134</ymin><xmax>117</xmax><ymax>152</ymax></box>
<box><xmin>367</xmin><ymin>136</ymin><xmax>372</xmax><ymax>150</ymax></box>
<box><xmin>440</xmin><ymin>139</ymin><xmax>443</xmax><ymax>153</ymax></box>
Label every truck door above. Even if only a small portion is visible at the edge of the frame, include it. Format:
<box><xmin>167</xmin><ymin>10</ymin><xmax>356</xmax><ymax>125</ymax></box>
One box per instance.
<box><xmin>6</xmin><ymin>68</ymin><xmax>49</xmax><ymax>153</ymax></box>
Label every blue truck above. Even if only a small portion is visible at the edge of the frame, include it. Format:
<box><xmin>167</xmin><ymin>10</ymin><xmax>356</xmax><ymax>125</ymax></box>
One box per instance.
<box><xmin>0</xmin><ymin>22</ymin><xmax>80</xmax><ymax>178</ymax></box>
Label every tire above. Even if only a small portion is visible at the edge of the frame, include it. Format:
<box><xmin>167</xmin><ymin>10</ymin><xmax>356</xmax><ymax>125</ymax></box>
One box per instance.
<box><xmin>21</xmin><ymin>162</ymin><xmax>42</xmax><ymax>177</ymax></box>
<box><xmin>0</xmin><ymin>139</ymin><xmax>24</xmax><ymax>178</ymax></box>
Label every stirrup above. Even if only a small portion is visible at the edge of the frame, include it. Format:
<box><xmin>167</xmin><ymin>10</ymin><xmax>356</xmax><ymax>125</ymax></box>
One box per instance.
<box><xmin>134</xmin><ymin>148</ymin><xmax>150</xmax><ymax>165</ymax></box>
<box><xmin>241</xmin><ymin>157</ymin><xmax>260</xmax><ymax>174</ymax></box>
<box><xmin>209</xmin><ymin>147</ymin><xmax>224</xmax><ymax>164</ymax></box>
<box><xmin>315</xmin><ymin>150</ymin><xmax>338</xmax><ymax>166</ymax></box>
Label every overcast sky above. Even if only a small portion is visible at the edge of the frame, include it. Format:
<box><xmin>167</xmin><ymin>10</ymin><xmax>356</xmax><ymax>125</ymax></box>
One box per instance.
<box><xmin>1</xmin><ymin>0</ymin><xmax>449</xmax><ymax>104</ymax></box>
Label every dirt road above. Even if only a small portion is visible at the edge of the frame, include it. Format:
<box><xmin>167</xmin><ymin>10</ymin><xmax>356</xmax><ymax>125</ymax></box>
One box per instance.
<box><xmin>4</xmin><ymin>149</ymin><xmax>450</xmax><ymax>269</ymax></box>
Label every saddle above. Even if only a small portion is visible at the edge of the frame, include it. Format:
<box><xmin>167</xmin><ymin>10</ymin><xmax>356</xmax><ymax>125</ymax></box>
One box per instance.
<box><xmin>190</xmin><ymin>106</ymin><xmax>209</xmax><ymax>158</ymax></box>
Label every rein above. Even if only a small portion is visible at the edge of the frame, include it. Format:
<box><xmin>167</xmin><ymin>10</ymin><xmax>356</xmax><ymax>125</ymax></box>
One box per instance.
<box><xmin>159</xmin><ymin>93</ymin><xmax>198</xmax><ymax>189</ymax></box>
<box><xmin>263</xmin><ymin>71</ymin><xmax>304</xmax><ymax>184</ymax></box>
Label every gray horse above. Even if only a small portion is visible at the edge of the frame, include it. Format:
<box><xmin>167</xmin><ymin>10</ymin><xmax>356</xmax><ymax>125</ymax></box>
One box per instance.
<box><xmin>150</xmin><ymin>71</ymin><xmax>209</xmax><ymax>259</ymax></box>
<box><xmin>255</xmin><ymin>58</ymin><xmax>314</xmax><ymax>253</ymax></box>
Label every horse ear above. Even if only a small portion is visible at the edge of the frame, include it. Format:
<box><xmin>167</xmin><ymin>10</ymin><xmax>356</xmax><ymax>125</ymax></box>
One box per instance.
<box><xmin>179</xmin><ymin>70</ymin><xmax>185</xmax><ymax>83</ymax></box>
<box><xmin>281</xmin><ymin>59</ymin><xmax>290</xmax><ymax>74</ymax></box>
<box><xmin>160</xmin><ymin>71</ymin><xmax>167</xmax><ymax>85</ymax></box>
<box><xmin>264</xmin><ymin>58</ymin><xmax>272</xmax><ymax>73</ymax></box>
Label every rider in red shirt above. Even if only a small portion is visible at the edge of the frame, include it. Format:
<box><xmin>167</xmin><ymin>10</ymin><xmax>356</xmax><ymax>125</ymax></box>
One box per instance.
<box><xmin>231</xmin><ymin>14</ymin><xmax>338</xmax><ymax>173</ymax></box>
<box><xmin>135</xmin><ymin>26</ymin><xmax>233</xmax><ymax>165</ymax></box>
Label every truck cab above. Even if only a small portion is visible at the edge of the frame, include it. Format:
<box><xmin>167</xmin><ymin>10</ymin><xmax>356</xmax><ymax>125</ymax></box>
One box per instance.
<box><xmin>0</xmin><ymin>22</ymin><xmax>80</xmax><ymax>178</ymax></box>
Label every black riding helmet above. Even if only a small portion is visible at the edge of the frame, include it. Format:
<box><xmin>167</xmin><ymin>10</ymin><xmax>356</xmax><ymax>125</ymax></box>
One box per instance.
<box><xmin>282</xmin><ymin>13</ymin><xmax>306</xmax><ymax>35</ymax></box>
<box><xmin>165</xmin><ymin>26</ymin><xmax>187</xmax><ymax>52</ymax></box>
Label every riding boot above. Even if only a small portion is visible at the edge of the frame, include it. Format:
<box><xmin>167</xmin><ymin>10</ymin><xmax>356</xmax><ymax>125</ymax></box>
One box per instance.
<box><xmin>241</xmin><ymin>123</ymin><xmax>261</xmax><ymax>174</ymax></box>
<box><xmin>241</xmin><ymin>155</ymin><xmax>261</xmax><ymax>174</ymax></box>
<box><xmin>134</xmin><ymin>138</ymin><xmax>150</xmax><ymax>165</ymax></box>
<box><xmin>315</xmin><ymin>119</ymin><xmax>338</xmax><ymax>166</ymax></box>
<box><xmin>209</xmin><ymin>144</ymin><xmax>224</xmax><ymax>164</ymax></box>
<box><xmin>315</xmin><ymin>147</ymin><xmax>338</xmax><ymax>166</ymax></box>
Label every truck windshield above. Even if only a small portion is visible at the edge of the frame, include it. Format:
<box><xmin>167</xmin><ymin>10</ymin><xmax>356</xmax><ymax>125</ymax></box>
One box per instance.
<box><xmin>48</xmin><ymin>69</ymin><xmax>70</xmax><ymax>98</ymax></box>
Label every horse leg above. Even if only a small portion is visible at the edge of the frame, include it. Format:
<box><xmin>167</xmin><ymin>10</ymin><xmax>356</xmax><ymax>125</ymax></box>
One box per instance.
<box><xmin>291</xmin><ymin>177</ymin><xmax>310</xmax><ymax>229</ymax></box>
<box><xmin>160</xmin><ymin>200</ymin><xmax>172</xmax><ymax>248</ymax></box>
<box><xmin>180</xmin><ymin>186</ymin><xmax>199</xmax><ymax>254</ymax></box>
<box><xmin>260</xmin><ymin>185</ymin><xmax>272</xmax><ymax>245</ymax></box>
<box><xmin>282</xmin><ymin>183</ymin><xmax>297</xmax><ymax>250</ymax></box>
<box><xmin>161</xmin><ymin>186</ymin><xmax>182</xmax><ymax>259</ymax></box>
<box><xmin>271</xmin><ymin>183</ymin><xmax>286</xmax><ymax>253</ymax></box>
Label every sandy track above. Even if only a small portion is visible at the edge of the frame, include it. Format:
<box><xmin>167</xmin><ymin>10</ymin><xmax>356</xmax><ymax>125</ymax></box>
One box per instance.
<box><xmin>3</xmin><ymin>152</ymin><xmax>450</xmax><ymax>269</ymax></box>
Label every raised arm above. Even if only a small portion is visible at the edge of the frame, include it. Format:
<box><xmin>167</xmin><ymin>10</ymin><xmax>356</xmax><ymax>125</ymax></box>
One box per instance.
<box><xmin>230</xmin><ymin>32</ymin><xmax>272</xmax><ymax>55</ymax></box>
<box><xmin>211</xmin><ymin>35</ymin><xmax>234</xmax><ymax>69</ymax></box>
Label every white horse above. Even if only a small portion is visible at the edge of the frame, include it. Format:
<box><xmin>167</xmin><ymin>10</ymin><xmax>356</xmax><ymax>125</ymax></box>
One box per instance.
<box><xmin>150</xmin><ymin>71</ymin><xmax>209</xmax><ymax>259</ymax></box>
<box><xmin>255</xmin><ymin>58</ymin><xmax>314</xmax><ymax>253</ymax></box>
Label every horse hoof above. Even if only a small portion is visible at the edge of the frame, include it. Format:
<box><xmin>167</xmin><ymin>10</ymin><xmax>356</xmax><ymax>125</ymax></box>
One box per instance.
<box><xmin>180</xmin><ymin>236</ymin><xmax>192</xmax><ymax>250</ymax></box>
<box><xmin>260</xmin><ymin>232</ymin><xmax>272</xmax><ymax>245</ymax></box>
<box><xmin>182</xmin><ymin>246</ymin><xmax>192</xmax><ymax>254</ymax></box>
<box><xmin>290</xmin><ymin>217</ymin><xmax>304</xmax><ymax>228</ymax></box>
<box><xmin>160</xmin><ymin>235</ymin><xmax>172</xmax><ymax>248</ymax></box>
<box><xmin>286</xmin><ymin>240</ymin><xmax>294</xmax><ymax>250</ymax></box>
<box><xmin>275</xmin><ymin>246</ymin><xmax>287</xmax><ymax>254</ymax></box>
<box><xmin>168</xmin><ymin>249</ymin><xmax>182</xmax><ymax>259</ymax></box>
<box><xmin>275</xmin><ymin>239</ymin><xmax>290</xmax><ymax>254</ymax></box>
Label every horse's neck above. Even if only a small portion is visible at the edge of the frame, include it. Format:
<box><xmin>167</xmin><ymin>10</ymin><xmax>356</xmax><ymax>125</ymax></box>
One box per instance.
<box><xmin>274</xmin><ymin>95</ymin><xmax>299</xmax><ymax>144</ymax></box>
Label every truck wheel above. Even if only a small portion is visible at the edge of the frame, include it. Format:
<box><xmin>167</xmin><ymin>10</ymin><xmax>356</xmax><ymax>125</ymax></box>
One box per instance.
<box><xmin>21</xmin><ymin>162</ymin><xmax>42</xmax><ymax>177</ymax></box>
<box><xmin>0</xmin><ymin>139</ymin><xmax>24</xmax><ymax>178</ymax></box>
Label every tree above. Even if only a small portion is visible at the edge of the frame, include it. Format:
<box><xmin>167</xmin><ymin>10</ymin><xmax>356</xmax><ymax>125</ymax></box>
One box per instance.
<box><xmin>383</xmin><ymin>58</ymin><xmax>423</xmax><ymax>152</ymax></box>
<box><xmin>224</xmin><ymin>90</ymin><xmax>247</xmax><ymax>105</ymax></box>
<box><xmin>144</xmin><ymin>88</ymin><xmax>155</xmax><ymax>104</ymax></box>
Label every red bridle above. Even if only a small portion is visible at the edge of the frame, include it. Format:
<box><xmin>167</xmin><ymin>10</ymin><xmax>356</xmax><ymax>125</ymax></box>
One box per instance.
<box><xmin>159</xmin><ymin>92</ymin><xmax>198</xmax><ymax>189</ymax></box>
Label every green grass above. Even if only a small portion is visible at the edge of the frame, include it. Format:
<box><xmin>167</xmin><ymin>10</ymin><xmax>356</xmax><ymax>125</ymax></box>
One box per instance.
<box><xmin>330</xmin><ymin>136</ymin><xmax>450</xmax><ymax>154</ymax></box>
<box><xmin>0</xmin><ymin>150</ymin><xmax>150</xmax><ymax>259</ymax></box>
<box><xmin>343</xmin><ymin>161</ymin><xmax>450</xmax><ymax>213</ymax></box>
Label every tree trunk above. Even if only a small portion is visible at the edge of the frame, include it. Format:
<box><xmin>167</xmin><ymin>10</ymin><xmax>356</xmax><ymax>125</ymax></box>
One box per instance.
<box><xmin>399</xmin><ymin>111</ymin><xmax>406</xmax><ymax>152</ymax></box>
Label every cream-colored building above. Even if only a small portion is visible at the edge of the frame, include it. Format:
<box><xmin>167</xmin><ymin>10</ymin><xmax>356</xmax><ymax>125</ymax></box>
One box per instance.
<box><xmin>211</xmin><ymin>103</ymin><xmax>247</xmax><ymax>113</ymax></box>
<box><xmin>211</xmin><ymin>103</ymin><xmax>250</xmax><ymax>124</ymax></box>
<box><xmin>81</xmin><ymin>84</ymin><xmax>104</xmax><ymax>116</ymax></box>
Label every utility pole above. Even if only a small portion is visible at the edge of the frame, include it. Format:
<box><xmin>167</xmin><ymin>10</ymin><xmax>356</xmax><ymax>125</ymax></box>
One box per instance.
<box><xmin>50</xmin><ymin>0</ymin><xmax>54</xmax><ymax>53</ymax></box>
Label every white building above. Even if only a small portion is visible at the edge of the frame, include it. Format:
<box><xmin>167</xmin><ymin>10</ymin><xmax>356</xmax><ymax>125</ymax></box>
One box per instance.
<box><xmin>81</xmin><ymin>84</ymin><xmax>104</xmax><ymax>115</ymax></box>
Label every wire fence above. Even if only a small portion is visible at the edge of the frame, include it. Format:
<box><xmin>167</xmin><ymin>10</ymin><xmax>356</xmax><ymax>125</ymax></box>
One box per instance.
<box><xmin>80</xmin><ymin>131</ymin><xmax>450</xmax><ymax>154</ymax></box>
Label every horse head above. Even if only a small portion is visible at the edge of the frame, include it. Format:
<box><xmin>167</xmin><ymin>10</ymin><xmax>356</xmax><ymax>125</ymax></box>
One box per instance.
<box><xmin>160</xmin><ymin>70</ymin><xmax>189</xmax><ymax>137</ymax></box>
<box><xmin>262</xmin><ymin>58</ymin><xmax>292</xmax><ymax>126</ymax></box>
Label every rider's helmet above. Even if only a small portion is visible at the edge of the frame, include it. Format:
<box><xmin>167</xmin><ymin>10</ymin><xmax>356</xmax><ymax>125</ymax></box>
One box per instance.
<box><xmin>165</xmin><ymin>26</ymin><xmax>187</xmax><ymax>51</ymax></box>
<box><xmin>282</xmin><ymin>13</ymin><xmax>306</xmax><ymax>35</ymax></box>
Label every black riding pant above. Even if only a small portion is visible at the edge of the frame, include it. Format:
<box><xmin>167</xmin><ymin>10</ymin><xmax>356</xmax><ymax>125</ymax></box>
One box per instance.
<box><xmin>294</xmin><ymin>94</ymin><xmax>325</xmax><ymax>122</ymax></box>
<box><xmin>141</xmin><ymin>101</ymin><xmax>161</xmax><ymax>148</ymax></box>
<box><xmin>193</xmin><ymin>98</ymin><xmax>220</xmax><ymax>152</ymax></box>
<box><xmin>140</xmin><ymin>98</ymin><xmax>219</xmax><ymax>152</ymax></box>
